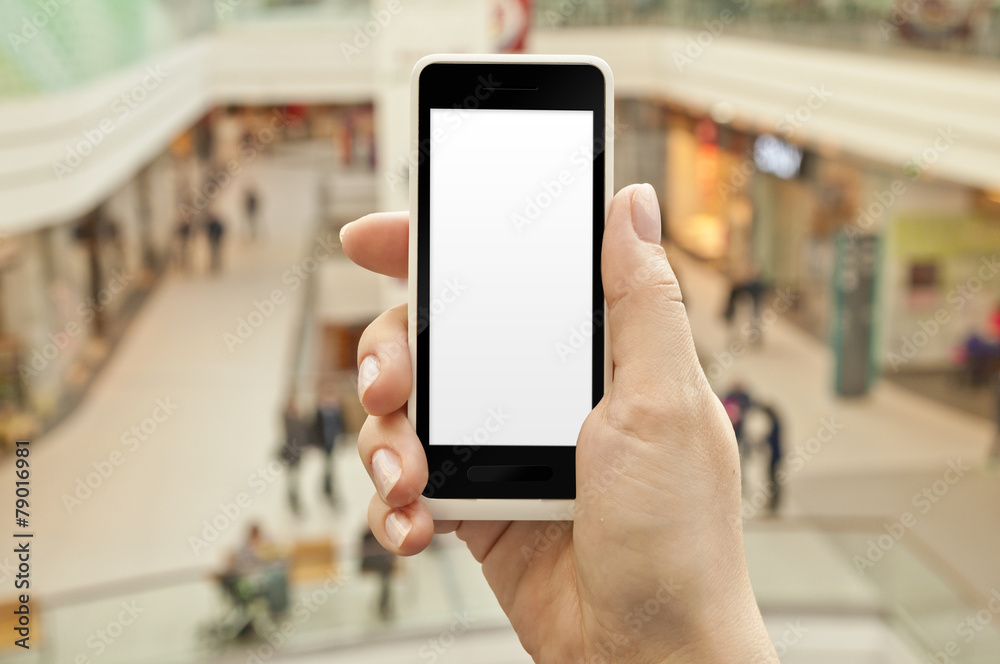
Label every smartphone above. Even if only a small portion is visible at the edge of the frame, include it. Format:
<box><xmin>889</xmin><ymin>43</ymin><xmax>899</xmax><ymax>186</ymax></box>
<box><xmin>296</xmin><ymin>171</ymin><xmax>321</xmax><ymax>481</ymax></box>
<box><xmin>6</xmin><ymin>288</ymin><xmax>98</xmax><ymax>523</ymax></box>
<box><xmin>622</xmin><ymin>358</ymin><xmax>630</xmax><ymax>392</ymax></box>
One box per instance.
<box><xmin>407</xmin><ymin>54</ymin><xmax>613</xmax><ymax>521</ymax></box>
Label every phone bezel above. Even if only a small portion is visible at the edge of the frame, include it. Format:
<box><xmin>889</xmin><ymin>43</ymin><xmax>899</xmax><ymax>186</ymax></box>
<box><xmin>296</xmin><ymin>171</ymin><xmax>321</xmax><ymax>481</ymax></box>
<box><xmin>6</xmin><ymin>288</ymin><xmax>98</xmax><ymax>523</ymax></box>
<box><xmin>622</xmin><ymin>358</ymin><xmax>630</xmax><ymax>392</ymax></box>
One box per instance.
<box><xmin>414</xmin><ymin>60</ymin><xmax>607</xmax><ymax>501</ymax></box>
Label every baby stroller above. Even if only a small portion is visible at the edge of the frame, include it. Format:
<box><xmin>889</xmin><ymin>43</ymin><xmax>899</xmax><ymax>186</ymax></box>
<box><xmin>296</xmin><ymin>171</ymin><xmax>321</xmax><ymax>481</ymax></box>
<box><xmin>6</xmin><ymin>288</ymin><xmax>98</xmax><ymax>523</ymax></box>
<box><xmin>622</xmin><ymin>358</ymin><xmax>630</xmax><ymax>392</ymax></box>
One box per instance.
<box><xmin>203</xmin><ymin>560</ymin><xmax>290</xmax><ymax>647</ymax></box>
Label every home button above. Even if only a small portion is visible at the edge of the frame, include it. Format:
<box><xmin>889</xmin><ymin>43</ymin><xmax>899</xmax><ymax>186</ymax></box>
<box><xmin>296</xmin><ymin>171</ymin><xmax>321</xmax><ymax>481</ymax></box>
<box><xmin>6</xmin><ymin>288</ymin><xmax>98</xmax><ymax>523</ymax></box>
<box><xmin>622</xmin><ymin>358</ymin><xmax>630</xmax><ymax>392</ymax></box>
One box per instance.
<box><xmin>467</xmin><ymin>465</ymin><xmax>553</xmax><ymax>482</ymax></box>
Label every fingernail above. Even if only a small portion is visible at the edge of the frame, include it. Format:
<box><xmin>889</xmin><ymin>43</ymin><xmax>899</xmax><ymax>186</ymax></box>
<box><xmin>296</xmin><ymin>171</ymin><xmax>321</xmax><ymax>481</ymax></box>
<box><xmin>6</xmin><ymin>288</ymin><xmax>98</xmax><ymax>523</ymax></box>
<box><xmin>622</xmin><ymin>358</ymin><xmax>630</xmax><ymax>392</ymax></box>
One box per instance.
<box><xmin>371</xmin><ymin>448</ymin><xmax>402</xmax><ymax>499</ymax></box>
<box><xmin>339</xmin><ymin>221</ymin><xmax>351</xmax><ymax>244</ymax></box>
<box><xmin>385</xmin><ymin>511</ymin><xmax>411</xmax><ymax>548</ymax></box>
<box><xmin>631</xmin><ymin>183</ymin><xmax>661</xmax><ymax>244</ymax></box>
<box><xmin>358</xmin><ymin>354</ymin><xmax>380</xmax><ymax>399</ymax></box>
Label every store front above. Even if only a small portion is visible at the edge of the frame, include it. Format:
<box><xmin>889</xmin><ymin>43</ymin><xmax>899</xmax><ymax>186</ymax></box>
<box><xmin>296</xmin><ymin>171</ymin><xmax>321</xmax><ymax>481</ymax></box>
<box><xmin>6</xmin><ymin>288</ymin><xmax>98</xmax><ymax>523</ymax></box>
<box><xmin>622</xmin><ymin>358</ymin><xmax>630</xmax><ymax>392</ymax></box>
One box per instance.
<box><xmin>665</xmin><ymin>113</ymin><xmax>755</xmax><ymax>264</ymax></box>
<box><xmin>751</xmin><ymin>152</ymin><xmax>865</xmax><ymax>341</ymax></box>
<box><xmin>882</xmin><ymin>184</ymin><xmax>1000</xmax><ymax>374</ymax></box>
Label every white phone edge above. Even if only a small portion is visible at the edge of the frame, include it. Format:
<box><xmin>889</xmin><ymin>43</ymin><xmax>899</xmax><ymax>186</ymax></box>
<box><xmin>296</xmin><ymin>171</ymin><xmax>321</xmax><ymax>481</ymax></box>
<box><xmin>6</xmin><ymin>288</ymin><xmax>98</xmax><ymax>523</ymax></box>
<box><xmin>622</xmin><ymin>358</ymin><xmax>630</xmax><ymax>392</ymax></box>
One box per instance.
<box><xmin>407</xmin><ymin>53</ymin><xmax>614</xmax><ymax>521</ymax></box>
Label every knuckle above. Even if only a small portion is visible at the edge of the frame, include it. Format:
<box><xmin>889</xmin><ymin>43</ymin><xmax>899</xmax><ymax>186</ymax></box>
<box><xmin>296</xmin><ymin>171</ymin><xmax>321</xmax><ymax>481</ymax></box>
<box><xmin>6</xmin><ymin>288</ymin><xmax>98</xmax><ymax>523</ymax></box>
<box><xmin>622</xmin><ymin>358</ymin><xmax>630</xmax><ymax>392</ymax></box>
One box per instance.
<box><xmin>605</xmin><ymin>375</ymin><xmax>730</xmax><ymax>455</ymax></box>
<box><xmin>606</xmin><ymin>261</ymin><xmax>682</xmax><ymax>308</ymax></box>
<box><xmin>358</xmin><ymin>305</ymin><xmax>408</xmax><ymax>364</ymax></box>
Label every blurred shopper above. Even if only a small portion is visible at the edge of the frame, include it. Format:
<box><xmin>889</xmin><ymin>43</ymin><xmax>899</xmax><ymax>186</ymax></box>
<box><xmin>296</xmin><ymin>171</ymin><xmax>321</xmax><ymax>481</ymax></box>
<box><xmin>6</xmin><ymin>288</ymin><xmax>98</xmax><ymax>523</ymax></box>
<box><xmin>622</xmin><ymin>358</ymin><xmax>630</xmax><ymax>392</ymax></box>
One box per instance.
<box><xmin>758</xmin><ymin>403</ymin><xmax>784</xmax><ymax>514</ymax></box>
<box><xmin>360</xmin><ymin>527</ymin><xmax>396</xmax><ymax>621</ymax></box>
<box><xmin>226</xmin><ymin>523</ymin><xmax>272</xmax><ymax>577</ymax></box>
<box><xmin>989</xmin><ymin>300</ymin><xmax>1000</xmax><ymax>338</ymax></box>
<box><xmin>723</xmin><ymin>274</ymin><xmax>765</xmax><ymax>328</ymax></box>
<box><xmin>213</xmin><ymin>523</ymin><xmax>289</xmax><ymax>641</ymax></box>
<box><xmin>722</xmin><ymin>383</ymin><xmax>753</xmax><ymax>456</ymax></box>
<box><xmin>990</xmin><ymin>371</ymin><xmax>1000</xmax><ymax>468</ymax></box>
<box><xmin>962</xmin><ymin>332</ymin><xmax>1000</xmax><ymax>385</ymax></box>
<box><xmin>244</xmin><ymin>186</ymin><xmax>260</xmax><ymax>240</ymax></box>
<box><xmin>206</xmin><ymin>214</ymin><xmax>226</xmax><ymax>273</ymax></box>
<box><xmin>724</xmin><ymin>194</ymin><xmax>756</xmax><ymax>326</ymax></box>
<box><xmin>315</xmin><ymin>389</ymin><xmax>345</xmax><ymax>506</ymax></box>
<box><xmin>175</xmin><ymin>218</ymin><xmax>193</xmax><ymax>270</ymax></box>
<box><xmin>214</xmin><ymin>106</ymin><xmax>245</xmax><ymax>165</ymax></box>
<box><xmin>279</xmin><ymin>398</ymin><xmax>310</xmax><ymax>514</ymax></box>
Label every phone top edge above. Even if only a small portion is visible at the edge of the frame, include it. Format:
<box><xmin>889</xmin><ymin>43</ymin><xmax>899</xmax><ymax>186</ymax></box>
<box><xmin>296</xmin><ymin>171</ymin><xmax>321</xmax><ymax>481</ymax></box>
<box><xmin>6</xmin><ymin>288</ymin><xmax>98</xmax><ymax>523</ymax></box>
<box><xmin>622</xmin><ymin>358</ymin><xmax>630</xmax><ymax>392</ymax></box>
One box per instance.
<box><xmin>411</xmin><ymin>54</ymin><xmax>612</xmax><ymax>84</ymax></box>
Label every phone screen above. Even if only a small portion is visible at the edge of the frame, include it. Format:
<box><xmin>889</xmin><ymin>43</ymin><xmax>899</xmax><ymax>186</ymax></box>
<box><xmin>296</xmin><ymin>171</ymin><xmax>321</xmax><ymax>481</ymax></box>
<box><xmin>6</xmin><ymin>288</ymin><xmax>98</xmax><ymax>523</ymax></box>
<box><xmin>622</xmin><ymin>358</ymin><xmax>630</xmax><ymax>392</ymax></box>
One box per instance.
<box><xmin>416</xmin><ymin>61</ymin><xmax>606</xmax><ymax>499</ymax></box>
<box><xmin>428</xmin><ymin>108</ymin><xmax>594</xmax><ymax>448</ymax></box>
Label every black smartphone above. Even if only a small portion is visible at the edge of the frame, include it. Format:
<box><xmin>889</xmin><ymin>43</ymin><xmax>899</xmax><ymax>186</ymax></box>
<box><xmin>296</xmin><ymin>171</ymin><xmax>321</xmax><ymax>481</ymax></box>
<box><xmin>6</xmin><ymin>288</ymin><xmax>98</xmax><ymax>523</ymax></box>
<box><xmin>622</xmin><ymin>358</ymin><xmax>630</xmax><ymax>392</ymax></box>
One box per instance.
<box><xmin>407</xmin><ymin>54</ymin><xmax>613</xmax><ymax>520</ymax></box>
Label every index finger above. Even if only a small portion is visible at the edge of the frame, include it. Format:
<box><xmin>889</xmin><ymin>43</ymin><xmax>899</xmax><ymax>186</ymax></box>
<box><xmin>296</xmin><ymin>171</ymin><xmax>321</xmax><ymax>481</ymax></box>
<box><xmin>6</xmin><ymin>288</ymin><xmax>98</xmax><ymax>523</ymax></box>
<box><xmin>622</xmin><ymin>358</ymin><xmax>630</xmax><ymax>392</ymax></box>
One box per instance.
<box><xmin>341</xmin><ymin>211</ymin><xmax>409</xmax><ymax>278</ymax></box>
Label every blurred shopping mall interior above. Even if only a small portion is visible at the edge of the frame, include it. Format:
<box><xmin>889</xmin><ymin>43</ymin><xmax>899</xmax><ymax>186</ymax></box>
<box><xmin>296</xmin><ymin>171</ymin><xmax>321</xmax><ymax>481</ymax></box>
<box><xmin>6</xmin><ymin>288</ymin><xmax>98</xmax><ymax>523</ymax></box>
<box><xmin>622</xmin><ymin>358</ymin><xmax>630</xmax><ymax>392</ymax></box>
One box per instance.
<box><xmin>1</xmin><ymin>0</ymin><xmax>1000</xmax><ymax>662</ymax></box>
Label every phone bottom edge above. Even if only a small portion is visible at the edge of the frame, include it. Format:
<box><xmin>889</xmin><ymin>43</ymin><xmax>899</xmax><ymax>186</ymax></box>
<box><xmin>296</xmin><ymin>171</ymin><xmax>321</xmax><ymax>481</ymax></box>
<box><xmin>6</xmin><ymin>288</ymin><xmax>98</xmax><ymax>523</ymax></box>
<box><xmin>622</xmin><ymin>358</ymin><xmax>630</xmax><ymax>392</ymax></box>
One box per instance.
<box><xmin>423</xmin><ymin>497</ymin><xmax>574</xmax><ymax>521</ymax></box>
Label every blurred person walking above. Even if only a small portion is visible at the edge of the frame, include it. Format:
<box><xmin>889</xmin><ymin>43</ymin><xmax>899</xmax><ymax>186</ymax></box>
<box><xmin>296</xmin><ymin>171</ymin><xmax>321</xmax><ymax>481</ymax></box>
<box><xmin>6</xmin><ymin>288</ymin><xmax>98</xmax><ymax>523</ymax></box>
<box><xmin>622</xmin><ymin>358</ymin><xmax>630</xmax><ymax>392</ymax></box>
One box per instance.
<box><xmin>174</xmin><ymin>218</ymin><xmax>193</xmax><ymax>270</ymax></box>
<box><xmin>723</xmin><ymin>383</ymin><xmax>754</xmax><ymax>495</ymax></box>
<box><xmin>722</xmin><ymin>195</ymin><xmax>764</xmax><ymax>341</ymax></box>
<box><xmin>279</xmin><ymin>398</ymin><xmax>310</xmax><ymax>514</ymax></box>
<box><xmin>758</xmin><ymin>403</ymin><xmax>784</xmax><ymax>514</ymax></box>
<box><xmin>206</xmin><ymin>213</ymin><xmax>226</xmax><ymax>273</ymax></box>
<box><xmin>989</xmin><ymin>371</ymin><xmax>1000</xmax><ymax>469</ymax></box>
<box><xmin>722</xmin><ymin>383</ymin><xmax>753</xmax><ymax>455</ymax></box>
<box><xmin>360</xmin><ymin>527</ymin><xmax>397</xmax><ymax>621</ymax></box>
<box><xmin>244</xmin><ymin>186</ymin><xmax>261</xmax><ymax>240</ymax></box>
<box><xmin>315</xmin><ymin>389</ymin><xmax>345</xmax><ymax>506</ymax></box>
<box><xmin>723</xmin><ymin>273</ymin><xmax>765</xmax><ymax>329</ymax></box>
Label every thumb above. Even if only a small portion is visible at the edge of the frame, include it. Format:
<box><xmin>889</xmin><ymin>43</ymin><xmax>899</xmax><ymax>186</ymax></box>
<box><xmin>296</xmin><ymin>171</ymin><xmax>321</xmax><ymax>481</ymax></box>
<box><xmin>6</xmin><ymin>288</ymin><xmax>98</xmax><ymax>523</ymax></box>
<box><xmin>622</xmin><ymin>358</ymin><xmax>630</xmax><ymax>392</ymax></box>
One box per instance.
<box><xmin>602</xmin><ymin>184</ymin><xmax>705</xmax><ymax>395</ymax></box>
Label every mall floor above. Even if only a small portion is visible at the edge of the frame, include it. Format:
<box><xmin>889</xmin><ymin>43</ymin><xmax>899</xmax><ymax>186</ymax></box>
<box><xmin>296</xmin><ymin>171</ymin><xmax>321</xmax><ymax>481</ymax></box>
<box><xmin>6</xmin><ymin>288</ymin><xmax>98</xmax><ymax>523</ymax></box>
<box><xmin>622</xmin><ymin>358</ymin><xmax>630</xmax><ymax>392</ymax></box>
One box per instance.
<box><xmin>3</xmin><ymin>144</ymin><xmax>999</xmax><ymax>663</ymax></box>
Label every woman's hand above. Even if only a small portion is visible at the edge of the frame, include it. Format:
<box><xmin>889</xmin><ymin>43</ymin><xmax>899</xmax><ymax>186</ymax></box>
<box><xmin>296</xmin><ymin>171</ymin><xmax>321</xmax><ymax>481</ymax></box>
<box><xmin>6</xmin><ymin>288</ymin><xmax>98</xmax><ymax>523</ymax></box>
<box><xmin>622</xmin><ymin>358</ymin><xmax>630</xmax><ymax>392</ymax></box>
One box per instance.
<box><xmin>342</xmin><ymin>184</ymin><xmax>778</xmax><ymax>663</ymax></box>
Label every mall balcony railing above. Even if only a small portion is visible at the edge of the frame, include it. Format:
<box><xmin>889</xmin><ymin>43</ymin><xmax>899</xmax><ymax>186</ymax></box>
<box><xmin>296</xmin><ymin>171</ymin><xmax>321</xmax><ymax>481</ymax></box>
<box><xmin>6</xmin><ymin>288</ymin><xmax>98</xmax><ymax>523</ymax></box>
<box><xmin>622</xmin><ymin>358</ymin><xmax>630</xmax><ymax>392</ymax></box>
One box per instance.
<box><xmin>534</xmin><ymin>0</ymin><xmax>1000</xmax><ymax>61</ymax></box>
<box><xmin>2</xmin><ymin>520</ymin><xmax>997</xmax><ymax>663</ymax></box>
<box><xmin>5</xmin><ymin>0</ymin><xmax>999</xmax><ymax>101</ymax></box>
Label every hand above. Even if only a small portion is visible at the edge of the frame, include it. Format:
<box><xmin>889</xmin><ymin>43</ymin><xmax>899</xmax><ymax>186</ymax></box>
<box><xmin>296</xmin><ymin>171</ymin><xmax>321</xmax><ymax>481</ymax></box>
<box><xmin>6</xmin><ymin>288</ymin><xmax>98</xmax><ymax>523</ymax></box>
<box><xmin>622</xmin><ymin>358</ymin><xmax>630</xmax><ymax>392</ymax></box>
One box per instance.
<box><xmin>342</xmin><ymin>184</ymin><xmax>778</xmax><ymax>664</ymax></box>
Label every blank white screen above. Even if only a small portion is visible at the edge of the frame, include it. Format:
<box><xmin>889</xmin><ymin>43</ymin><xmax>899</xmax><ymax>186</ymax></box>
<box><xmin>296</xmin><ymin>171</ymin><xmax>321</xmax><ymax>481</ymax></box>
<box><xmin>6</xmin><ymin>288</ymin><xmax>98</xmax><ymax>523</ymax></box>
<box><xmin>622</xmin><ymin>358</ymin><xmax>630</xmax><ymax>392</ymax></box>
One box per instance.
<box><xmin>429</xmin><ymin>108</ymin><xmax>593</xmax><ymax>447</ymax></box>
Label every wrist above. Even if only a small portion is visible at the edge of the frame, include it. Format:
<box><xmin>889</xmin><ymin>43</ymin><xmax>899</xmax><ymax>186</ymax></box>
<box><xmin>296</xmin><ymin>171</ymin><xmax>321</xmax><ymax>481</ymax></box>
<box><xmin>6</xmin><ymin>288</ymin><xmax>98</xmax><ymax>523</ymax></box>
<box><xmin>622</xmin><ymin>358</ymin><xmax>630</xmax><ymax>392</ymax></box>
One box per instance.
<box><xmin>659</xmin><ymin>576</ymin><xmax>778</xmax><ymax>664</ymax></box>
